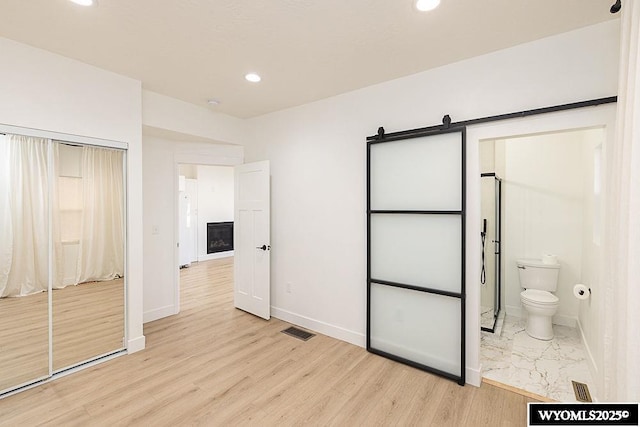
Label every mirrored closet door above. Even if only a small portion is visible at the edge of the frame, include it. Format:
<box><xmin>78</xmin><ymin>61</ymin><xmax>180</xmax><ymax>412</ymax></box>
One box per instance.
<box><xmin>0</xmin><ymin>132</ymin><xmax>126</xmax><ymax>395</ymax></box>
<box><xmin>52</xmin><ymin>141</ymin><xmax>125</xmax><ymax>371</ymax></box>
<box><xmin>0</xmin><ymin>134</ymin><xmax>51</xmax><ymax>392</ymax></box>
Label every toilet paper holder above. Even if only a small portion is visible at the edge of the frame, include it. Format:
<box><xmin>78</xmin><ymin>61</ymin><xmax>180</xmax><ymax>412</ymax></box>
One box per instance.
<box><xmin>573</xmin><ymin>284</ymin><xmax>592</xmax><ymax>299</ymax></box>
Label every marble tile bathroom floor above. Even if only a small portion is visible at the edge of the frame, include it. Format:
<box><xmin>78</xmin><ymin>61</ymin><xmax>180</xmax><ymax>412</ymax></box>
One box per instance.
<box><xmin>481</xmin><ymin>306</ymin><xmax>505</xmax><ymax>334</ymax></box>
<box><xmin>481</xmin><ymin>315</ymin><xmax>595</xmax><ymax>402</ymax></box>
<box><xmin>480</xmin><ymin>305</ymin><xmax>495</xmax><ymax>330</ymax></box>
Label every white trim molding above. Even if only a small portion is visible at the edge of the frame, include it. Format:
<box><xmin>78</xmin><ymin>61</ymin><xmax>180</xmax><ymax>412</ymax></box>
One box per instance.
<box><xmin>271</xmin><ymin>306</ymin><xmax>365</xmax><ymax>348</ymax></box>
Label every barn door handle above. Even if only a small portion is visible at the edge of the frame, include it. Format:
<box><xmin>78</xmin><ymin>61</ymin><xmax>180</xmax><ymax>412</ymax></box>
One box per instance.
<box><xmin>256</xmin><ymin>245</ymin><xmax>271</xmax><ymax>251</ymax></box>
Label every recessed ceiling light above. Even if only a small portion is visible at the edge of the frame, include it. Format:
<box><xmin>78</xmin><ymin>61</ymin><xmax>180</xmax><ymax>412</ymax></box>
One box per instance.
<box><xmin>415</xmin><ymin>0</ymin><xmax>440</xmax><ymax>12</ymax></box>
<box><xmin>70</xmin><ymin>0</ymin><xmax>95</xmax><ymax>6</ymax></box>
<box><xmin>207</xmin><ymin>99</ymin><xmax>221</xmax><ymax>106</ymax></box>
<box><xmin>245</xmin><ymin>73</ymin><xmax>261</xmax><ymax>83</ymax></box>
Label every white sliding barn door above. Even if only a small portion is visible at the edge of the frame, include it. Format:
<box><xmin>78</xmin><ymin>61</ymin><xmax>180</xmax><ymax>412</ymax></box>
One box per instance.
<box><xmin>367</xmin><ymin>128</ymin><xmax>466</xmax><ymax>385</ymax></box>
<box><xmin>234</xmin><ymin>161</ymin><xmax>270</xmax><ymax>320</ymax></box>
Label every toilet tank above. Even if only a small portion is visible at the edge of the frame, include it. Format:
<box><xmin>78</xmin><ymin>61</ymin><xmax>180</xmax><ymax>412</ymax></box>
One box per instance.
<box><xmin>516</xmin><ymin>259</ymin><xmax>560</xmax><ymax>292</ymax></box>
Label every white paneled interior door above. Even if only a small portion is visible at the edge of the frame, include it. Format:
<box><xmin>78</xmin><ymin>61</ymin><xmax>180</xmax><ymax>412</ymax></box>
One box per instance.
<box><xmin>234</xmin><ymin>161</ymin><xmax>270</xmax><ymax>320</ymax></box>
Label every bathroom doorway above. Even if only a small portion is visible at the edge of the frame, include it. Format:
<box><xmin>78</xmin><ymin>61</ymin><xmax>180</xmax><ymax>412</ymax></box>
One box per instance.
<box><xmin>479</xmin><ymin>127</ymin><xmax>604</xmax><ymax>401</ymax></box>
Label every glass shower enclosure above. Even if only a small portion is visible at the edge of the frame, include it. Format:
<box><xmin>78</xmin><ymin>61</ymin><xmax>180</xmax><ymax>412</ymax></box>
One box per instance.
<box><xmin>480</xmin><ymin>173</ymin><xmax>502</xmax><ymax>333</ymax></box>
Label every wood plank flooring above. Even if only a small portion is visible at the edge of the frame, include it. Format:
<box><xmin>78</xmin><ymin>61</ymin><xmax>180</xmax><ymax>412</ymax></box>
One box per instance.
<box><xmin>0</xmin><ymin>279</ymin><xmax>124</xmax><ymax>393</ymax></box>
<box><xmin>0</xmin><ymin>292</ymin><xmax>48</xmax><ymax>392</ymax></box>
<box><xmin>52</xmin><ymin>278</ymin><xmax>124</xmax><ymax>370</ymax></box>
<box><xmin>0</xmin><ymin>258</ymin><xmax>538</xmax><ymax>426</ymax></box>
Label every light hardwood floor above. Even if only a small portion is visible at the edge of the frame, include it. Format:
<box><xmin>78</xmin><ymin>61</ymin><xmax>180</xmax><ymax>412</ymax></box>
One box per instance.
<box><xmin>52</xmin><ymin>278</ymin><xmax>124</xmax><ymax>370</ymax></box>
<box><xmin>0</xmin><ymin>258</ymin><xmax>537</xmax><ymax>426</ymax></box>
<box><xmin>0</xmin><ymin>279</ymin><xmax>124</xmax><ymax>392</ymax></box>
<box><xmin>0</xmin><ymin>292</ymin><xmax>48</xmax><ymax>392</ymax></box>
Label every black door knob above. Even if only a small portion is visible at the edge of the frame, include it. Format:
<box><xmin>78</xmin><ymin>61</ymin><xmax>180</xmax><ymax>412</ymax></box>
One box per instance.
<box><xmin>256</xmin><ymin>245</ymin><xmax>270</xmax><ymax>251</ymax></box>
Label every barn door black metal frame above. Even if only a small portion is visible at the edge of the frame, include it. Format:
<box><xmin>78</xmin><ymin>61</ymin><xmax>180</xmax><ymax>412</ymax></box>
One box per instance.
<box><xmin>366</xmin><ymin>123</ymin><xmax>466</xmax><ymax>385</ymax></box>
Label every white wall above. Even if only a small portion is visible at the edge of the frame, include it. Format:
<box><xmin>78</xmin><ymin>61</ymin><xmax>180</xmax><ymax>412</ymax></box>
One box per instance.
<box><xmin>479</xmin><ymin>140</ymin><xmax>496</xmax><ymax>310</ymax></box>
<box><xmin>179</xmin><ymin>164</ymin><xmax>198</xmax><ymax>179</ymax></box>
<box><xmin>0</xmin><ymin>36</ymin><xmax>145</xmax><ymax>352</ymax></box>
<box><xmin>578</xmin><ymin>128</ymin><xmax>606</xmax><ymax>396</ymax></box>
<box><xmin>243</xmin><ymin>21</ymin><xmax>620</xmax><ymax>385</ymax></box>
<box><xmin>196</xmin><ymin>166</ymin><xmax>234</xmax><ymax>261</ymax></box>
<box><xmin>141</xmin><ymin>87</ymin><xmax>245</xmax><ymax>323</ymax></box>
<box><xmin>142</xmin><ymin>137</ymin><xmax>243</xmax><ymax>323</ymax></box>
<box><xmin>143</xmin><ymin>137</ymin><xmax>177</xmax><ymax>321</ymax></box>
<box><xmin>502</xmin><ymin>131</ymin><xmax>587</xmax><ymax>326</ymax></box>
<box><xmin>142</xmin><ymin>91</ymin><xmax>244</xmax><ymax>145</ymax></box>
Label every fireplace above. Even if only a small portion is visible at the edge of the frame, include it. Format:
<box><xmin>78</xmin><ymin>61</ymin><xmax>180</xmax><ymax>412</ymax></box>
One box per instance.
<box><xmin>207</xmin><ymin>222</ymin><xmax>234</xmax><ymax>254</ymax></box>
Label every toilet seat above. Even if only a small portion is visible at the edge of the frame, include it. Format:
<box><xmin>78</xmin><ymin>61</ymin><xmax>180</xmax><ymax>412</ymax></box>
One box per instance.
<box><xmin>520</xmin><ymin>289</ymin><xmax>558</xmax><ymax>305</ymax></box>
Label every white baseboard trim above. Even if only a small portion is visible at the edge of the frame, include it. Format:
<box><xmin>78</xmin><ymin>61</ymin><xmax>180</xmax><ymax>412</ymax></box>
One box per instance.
<box><xmin>271</xmin><ymin>306</ymin><xmax>365</xmax><ymax>348</ymax></box>
<box><xmin>552</xmin><ymin>314</ymin><xmax>577</xmax><ymax>328</ymax></box>
<box><xmin>466</xmin><ymin>366</ymin><xmax>482</xmax><ymax>387</ymax></box>
<box><xmin>198</xmin><ymin>251</ymin><xmax>234</xmax><ymax>262</ymax></box>
<box><xmin>577</xmin><ymin>318</ymin><xmax>599</xmax><ymax>397</ymax></box>
<box><xmin>143</xmin><ymin>304</ymin><xmax>177</xmax><ymax>323</ymax></box>
<box><xmin>127</xmin><ymin>335</ymin><xmax>146</xmax><ymax>353</ymax></box>
<box><xmin>505</xmin><ymin>305</ymin><xmax>523</xmax><ymax>319</ymax></box>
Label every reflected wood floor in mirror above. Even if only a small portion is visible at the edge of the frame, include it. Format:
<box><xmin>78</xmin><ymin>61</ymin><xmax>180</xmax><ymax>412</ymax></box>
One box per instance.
<box><xmin>0</xmin><ymin>292</ymin><xmax>49</xmax><ymax>393</ymax></box>
<box><xmin>53</xmin><ymin>278</ymin><xmax>125</xmax><ymax>371</ymax></box>
<box><xmin>0</xmin><ymin>278</ymin><xmax>124</xmax><ymax>393</ymax></box>
<box><xmin>0</xmin><ymin>258</ymin><xmax>537</xmax><ymax>425</ymax></box>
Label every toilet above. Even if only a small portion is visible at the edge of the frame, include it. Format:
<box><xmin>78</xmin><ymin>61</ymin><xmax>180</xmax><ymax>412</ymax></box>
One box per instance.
<box><xmin>517</xmin><ymin>258</ymin><xmax>561</xmax><ymax>340</ymax></box>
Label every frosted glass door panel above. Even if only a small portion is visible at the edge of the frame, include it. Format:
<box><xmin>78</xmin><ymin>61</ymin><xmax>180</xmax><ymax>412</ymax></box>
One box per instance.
<box><xmin>370</xmin><ymin>132</ymin><xmax>462</xmax><ymax>211</ymax></box>
<box><xmin>371</xmin><ymin>214</ymin><xmax>461</xmax><ymax>292</ymax></box>
<box><xmin>370</xmin><ymin>283</ymin><xmax>461</xmax><ymax>376</ymax></box>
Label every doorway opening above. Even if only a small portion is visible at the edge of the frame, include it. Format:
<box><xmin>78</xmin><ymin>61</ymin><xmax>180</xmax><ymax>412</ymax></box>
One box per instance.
<box><xmin>176</xmin><ymin>163</ymin><xmax>235</xmax><ymax>305</ymax></box>
<box><xmin>479</xmin><ymin>126</ymin><xmax>604</xmax><ymax>401</ymax></box>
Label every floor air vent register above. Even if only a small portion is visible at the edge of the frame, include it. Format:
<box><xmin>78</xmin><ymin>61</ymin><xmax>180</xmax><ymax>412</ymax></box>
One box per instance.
<box><xmin>571</xmin><ymin>380</ymin><xmax>593</xmax><ymax>402</ymax></box>
<box><xmin>281</xmin><ymin>327</ymin><xmax>315</xmax><ymax>341</ymax></box>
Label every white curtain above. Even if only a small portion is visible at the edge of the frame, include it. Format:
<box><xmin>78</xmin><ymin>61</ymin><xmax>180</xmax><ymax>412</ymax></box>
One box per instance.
<box><xmin>602</xmin><ymin>1</ymin><xmax>640</xmax><ymax>402</ymax></box>
<box><xmin>74</xmin><ymin>145</ymin><xmax>124</xmax><ymax>284</ymax></box>
<box><xmin>0</xmin><ymin>137</ymin><xmax>124</xmax><ymax>296</ymax></box>
<box><xmin>51</xmin><ymin>143</ymin><xmax>65</xmax><ymax>289</ymax></box>
<box><xmin>0</xmin><ymin>135</ymin><xmax>50</xmax><ymax>297</ymax></box>
<box><xmin>0</xmin><ymin>136</ymin><xmax>13</xmax><ymax>295</ymax></box>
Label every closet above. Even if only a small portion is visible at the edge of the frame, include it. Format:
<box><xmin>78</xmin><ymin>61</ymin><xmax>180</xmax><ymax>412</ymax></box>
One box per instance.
<box><xmin>0</xmin><ymin>131</ymin><xmax>126</xmax><ymax>395</ymax></box>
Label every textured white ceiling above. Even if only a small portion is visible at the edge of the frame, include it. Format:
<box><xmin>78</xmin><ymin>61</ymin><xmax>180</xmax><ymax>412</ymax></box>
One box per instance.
<box><xmin>0</xmin><ymin>0</ymin><xmax>617</xmax><ymax>118</ymax></box>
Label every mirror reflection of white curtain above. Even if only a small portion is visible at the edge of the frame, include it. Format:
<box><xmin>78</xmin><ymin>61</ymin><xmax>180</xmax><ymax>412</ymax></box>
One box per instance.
<box><xmin>0</xmin><ymin>135</ymin><xmax>50</xmax><ymax>297</ymax></box>
<box><xmin>74</xmin><ymin>146</ymin><xmax>124</xmax><ymax>284</ymax></box>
